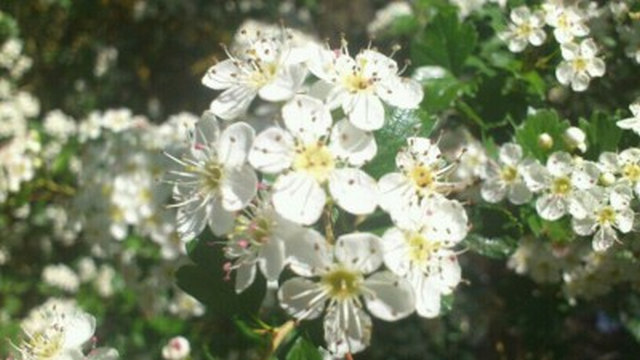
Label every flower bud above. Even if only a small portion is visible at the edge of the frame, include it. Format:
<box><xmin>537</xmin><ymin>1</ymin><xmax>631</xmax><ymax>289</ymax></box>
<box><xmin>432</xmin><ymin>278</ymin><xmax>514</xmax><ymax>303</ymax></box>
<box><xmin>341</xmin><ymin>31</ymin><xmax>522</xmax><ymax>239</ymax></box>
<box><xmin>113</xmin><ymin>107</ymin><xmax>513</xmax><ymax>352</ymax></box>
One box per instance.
<box><xmin>599</xmin><ymin>172</ymin><xmax>616</xmax><ymax>186</ymax></box>
<box><xmin>162</xmin><ymin>336</ymin><xmax>191</xmax><ymax>360</ymax></box>
<box><xmin>563</xmin><ymin>127</ymin><xmax>587</xmax><ymax>153</ymax></box>
<box><xmin>538</xmin><ymin>133</ymin><xmax>553</xmax><ymax>150</ymax></box>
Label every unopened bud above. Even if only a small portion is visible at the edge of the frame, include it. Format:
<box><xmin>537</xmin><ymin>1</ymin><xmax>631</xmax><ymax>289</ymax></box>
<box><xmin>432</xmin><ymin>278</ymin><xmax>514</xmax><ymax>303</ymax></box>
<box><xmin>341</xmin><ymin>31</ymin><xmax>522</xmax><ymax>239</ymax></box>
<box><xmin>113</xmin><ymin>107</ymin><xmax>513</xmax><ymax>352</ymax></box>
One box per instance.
<box><xmin>538</xmin><ymin>133</ymin><xmax>553</xmax><ymax>150</ymax></box>
<box><xmin>563</xmin><ymin>127</ymin><xmax>587</xmax><ymax>153</ymax></box>
<box><xmin>162</xmin><ymin>336</ymin><xmax>191</xmax><ymax>360</ymax></box>
<box><xmin>599</xmin><ymin>172</ymin><xmax>616</xmax><ymax>186</ymax></box>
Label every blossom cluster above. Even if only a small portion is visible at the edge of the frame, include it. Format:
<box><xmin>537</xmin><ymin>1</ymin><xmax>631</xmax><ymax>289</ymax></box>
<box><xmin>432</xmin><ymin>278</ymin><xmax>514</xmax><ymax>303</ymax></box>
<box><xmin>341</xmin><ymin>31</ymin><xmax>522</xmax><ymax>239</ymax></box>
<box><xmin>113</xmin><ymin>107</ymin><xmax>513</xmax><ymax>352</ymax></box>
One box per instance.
<box><xmin>164</xmin><ymin>21</ymin><xmax>472</xmax><ymax>356</ymax></box>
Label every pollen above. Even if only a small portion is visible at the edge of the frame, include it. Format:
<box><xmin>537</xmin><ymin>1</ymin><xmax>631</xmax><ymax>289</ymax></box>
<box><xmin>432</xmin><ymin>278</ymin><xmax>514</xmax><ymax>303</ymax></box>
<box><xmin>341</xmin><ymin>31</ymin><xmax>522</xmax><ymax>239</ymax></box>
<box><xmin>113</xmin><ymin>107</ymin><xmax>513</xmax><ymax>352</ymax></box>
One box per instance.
<box><xmin>596</xmin><ymin>206</ymin><xmax>616</xmax><ymax>226</ymax></box>
<box><xmin>622</xmin><ymin>163</ymin><xmax>640</xmax><ymax>182</ymax></box>
<box><xmin>321</xmin><ymin>267</ymin><xmax>363</xmax><ymax>300</ymax></box>
<box><xmin>500</xmin><ymin>166</ymin><xmax>518</xmax><ymax>183</ymax></box>
<box><xmin>409</xmin><ymin>165</ymin><xmax>434</xmax><ymax>190</ymax></box>
<box><xmin>551</xmin><ymin>176</ymin><xmax>572</xmax><ymax>195</ymax></box>
<box><xmin>293</xmin><ymin>142</ymin><xmax>335</xmax><ymax>183</ymax></box>
<box><xmin>407</xmin><ymin>233</ymin><xmax>441</xmax><ymax>265</ymax></box>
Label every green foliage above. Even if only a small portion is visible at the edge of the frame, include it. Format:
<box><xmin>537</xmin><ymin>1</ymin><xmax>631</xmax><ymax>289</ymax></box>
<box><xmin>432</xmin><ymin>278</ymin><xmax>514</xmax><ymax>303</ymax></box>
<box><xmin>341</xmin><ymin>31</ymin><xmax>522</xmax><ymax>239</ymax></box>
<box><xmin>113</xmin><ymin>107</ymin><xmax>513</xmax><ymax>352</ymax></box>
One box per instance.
<box><xmin>515</xmin><ymin>109</ymin><xmax>570</xmax><ymax>161</ymax></box>
<box><xmin>411</xmin><ymin>8</ymin><xmax>478</xmax><ymax>76</ymax></box>
<box><xmin>579</xmin><ymin>110</ymin><xmax>623</xmax><ymax>159</ymax></box>
<box><xmin>421</xmin><ymin>70</ymin><xmax>474</xmax><ymax>114</ymax></box>
<box><xmin>286</xmin><ymin>336</ymin><xmax>323</xmax><ymax>360</ymax></box>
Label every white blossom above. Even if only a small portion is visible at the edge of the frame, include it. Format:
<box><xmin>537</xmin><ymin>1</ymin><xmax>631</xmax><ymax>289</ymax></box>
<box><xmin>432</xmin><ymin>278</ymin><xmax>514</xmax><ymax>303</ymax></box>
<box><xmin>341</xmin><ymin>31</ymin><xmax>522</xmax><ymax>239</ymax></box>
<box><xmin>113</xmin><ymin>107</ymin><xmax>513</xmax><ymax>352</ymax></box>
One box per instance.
<box><xmin>499</xmin><ymin>6</ymin><xmax>547</xmax><ymax>53</ymax></box>
<box><xmin>481</xmin><ymin>143</ymin><xmax>533</xmax><ymax>205</ymax></box>
<box><xmin>616</xmin><ymin>101</ymin><xmax>640</xmax><ymax>135</ymax></box>
<box><xmin>543</xmin><ymin>4</ymin><xmax>590</xmax><ymax>44</ymax></box>
<box><xmin>556</xmin><ymin>38</ymin><xmax>605</xmax><ymax>92</ymax></box>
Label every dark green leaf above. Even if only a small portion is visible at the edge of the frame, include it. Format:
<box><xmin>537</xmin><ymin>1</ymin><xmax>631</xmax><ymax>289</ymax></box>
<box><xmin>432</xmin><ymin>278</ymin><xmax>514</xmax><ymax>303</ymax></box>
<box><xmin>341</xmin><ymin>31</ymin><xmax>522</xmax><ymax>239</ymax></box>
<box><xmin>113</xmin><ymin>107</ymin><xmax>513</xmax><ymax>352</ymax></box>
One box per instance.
<box><xmin>286</xmin><ymin>336</ymin><xmax>322</xmax><ymax>360</ymax></box>
<box><xmin>579</xmin><ymin>110</ymin><xmax>623</xmax><ymax>159</ymax></box>
<box><xmin>515</xmin><ymin>109</ymin><xmax>570</xmax><ymax>161</ymax></box>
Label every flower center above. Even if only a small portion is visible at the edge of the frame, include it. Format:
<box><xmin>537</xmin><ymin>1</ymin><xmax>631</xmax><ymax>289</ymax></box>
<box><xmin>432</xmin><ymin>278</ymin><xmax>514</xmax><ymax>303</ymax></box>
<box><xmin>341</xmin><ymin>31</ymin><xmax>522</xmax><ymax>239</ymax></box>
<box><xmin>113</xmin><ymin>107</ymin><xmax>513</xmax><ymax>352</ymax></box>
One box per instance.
<box><xmin>596</xmin><ymin>206</ymin><xmax>616</xmax><ymax>226</ymax></box>
<box><xmin>343</xmin><ymin>73</ymin><xmax>372</xmax><ymax>93</ymax></box>
<box><xmin>293</xmin><ymin>143</ymin><xmax>335</xmax><ymax>183</ymax></box>
<box><xmin>20</xmin><ymin>329</ymin><xmax>63</xmax><ymax>359</ymax></box>
<box><xmin>410</xmin><ymin>165</ymin><xmax>434</xmax><ymax>190</ymax></box>
<box><xmin>551</xmin><ymin>176</ymin><xmax>572</xmax><ymax>196</ymax></box>
<box><xmin>516</xmin><ymin>23</ymin><xmax>532</xmax><ymax>37</ymax></box>
<box><xmin>201</xmin><ymin>160</ymin><xmax>223</xmax><ymax>192</ymax></box>
<box><xmin>572</xmin><ymin>58</ymin><xmax>588</xmax><ymax>72</ymax></box>
<box><xmin>407</xmin><ymin>232</ymin><xmax>440</xmax><ymax>265</ymax></box>
<box><xmin>249</xmin><ymin>62</ymin><xmax>278</xmax><ymax>88</ymax></box>
<box><xmin>500</xmin><ymin>166</ymin><xmax>518</xmax><ymax>183</ymax></box>
<box><xmin>623</xmin><ymin>163</ymin><xmax>640</xmax><ymax>182</ymax></box>
<box><xmin>321</xmin><ymin>267</ymin><xmax>363</xmax><ymax>300</ymax></box>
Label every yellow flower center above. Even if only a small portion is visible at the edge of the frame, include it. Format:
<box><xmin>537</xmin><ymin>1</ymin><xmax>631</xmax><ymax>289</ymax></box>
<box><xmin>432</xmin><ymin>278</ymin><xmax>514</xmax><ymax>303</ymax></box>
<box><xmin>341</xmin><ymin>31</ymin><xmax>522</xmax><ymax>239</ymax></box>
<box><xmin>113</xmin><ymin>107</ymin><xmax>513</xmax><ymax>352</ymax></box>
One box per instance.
<box><xmin>572</xmin><ymin>58</ymin><xmax>588</xmax><ymax>72</ymax></box>
<box><xmin>623</xmin><ymin>163</ymin><xmax>640</xmax><ymax>182</ymax></box>
<box><xmin>407</xmin><ymin>232</ymin><xmax>441</xmax><ymax>265</ymax></box>
<box><xmin>500</xmin><ymin>166</ymin><xmax>518</xmax><ymax>183</ymax></box>
<box><xmin>321</xmin><ymin>267</ymin><xmax>363</xmax><ymax>300</ymax></box>
<box><xmin>21</xmin><ymin>329</ymin><xmax>63</xmax><ymax>359</ymax></box>
<box><xmin>200</xmin><ymin>160</ymin><xmax>223</xmax><ymax>193</ymax></box>
<box><xmin>293</xmin><ymin>143</ymin><xmax>335</xmax><ymax>183</ymax></box>
<box><xmin>551</xmin><ymin>176</ymin><xmax>572</xmax><ymax>195</ymax></box>
<box><xmin>596</xmin><ymin>206</ymin><xmax>616</xmax><ymax>226</ymax></box>
<box><xmin>249</xmin><ymin>61</ymin><xmax>278</xmax><ymax>88</ymax></box>
<box><xmin>410</xmin><ymin>165</ymin><xmax>435</xmax><ymax>190</ymax></box>
<box><xmin>516</xmin><ymin>23</ymin><xmax>532</xmax><ymax>37</ymax></box>
<box><xmin>343</xmin><ymin>73</ymin><xmax>372</xmax><ymax>93</ymax></box>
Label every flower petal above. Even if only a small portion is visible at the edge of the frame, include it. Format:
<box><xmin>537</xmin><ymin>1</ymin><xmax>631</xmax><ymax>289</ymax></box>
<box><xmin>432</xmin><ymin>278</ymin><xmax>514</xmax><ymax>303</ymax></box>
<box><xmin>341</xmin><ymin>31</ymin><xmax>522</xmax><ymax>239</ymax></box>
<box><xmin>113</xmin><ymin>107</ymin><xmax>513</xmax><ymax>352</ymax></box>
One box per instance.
<box><xmin>278</xmin><ymin>277</ymin><xmax>326</xmax><ymax>320</ymax></box>
<box><xmin>249</xmin><ymin>127</ymin><xmax>295</xmax><ymax>173</ymax></box>
<box><xmin>282</xmin><ymin>95</ymin><xmax>332</xmax><ymax>142</ymax></box>
<box><xmin>220</xmin><ymin>164</ymin><xmax>257</xmax><ymax>211</ymax></box>
<box><xmin>210</xmin><ymin>85</ymin><xmax>257</xmax><ymax>120</ymax></box>
<box><xmin>328</xmin><ymin>168</ymin><xmax>378</xmax><ymax>215</ymax></box>
<box><xmin>334</xmin><ymin>232</ymin><xmax>383</xmax><ymax>274</ymax></box>
<box><xmin>273</xmin><ymin>172</ymin><xmax>326</xmax><ymax>225</ymax></box>
<box><xmin>344</xmin><ymin>92</ymin><xmax>385</xmax><ymax>131</ymax></box>
<box><xmin>364</xmin><ymin>271</ymin><xmax>415</xmax><ymax>321</ymax></box>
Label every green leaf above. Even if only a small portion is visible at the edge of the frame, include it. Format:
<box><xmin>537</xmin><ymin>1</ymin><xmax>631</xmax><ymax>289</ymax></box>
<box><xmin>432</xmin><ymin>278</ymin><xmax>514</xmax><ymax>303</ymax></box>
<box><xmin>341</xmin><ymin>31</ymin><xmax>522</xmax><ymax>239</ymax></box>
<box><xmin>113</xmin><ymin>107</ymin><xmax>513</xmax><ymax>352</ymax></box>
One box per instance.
<box><xmin>421</xmin><ymin>70</ymin><xmax>473</xmax><ymax>113</ymax></box>
<box><xmin>176</xmin><ymin>237</ymin><xmax>266</xmax><ymax>316</ymax></box>
<box><xmin>411</xmin><ymin>8</ymin><xmax>478</xmax><ymax>75</ymax></box>
<box><xmin>286</xmin><ymin>337</ymin><xmax>322</xmax><ymax>360</ymax></box>
<box><xmin>514</xmin><ymin>109</ymin><xmax>570</xmax><ymax>161</ymax></box>
<box><xmin>579</xmin><ymin>110</ymin><xmax>623</xmax><ymax>159</ymax></box>
<box><xmin>364</xmin><ymin>108</ymin><xmax>434</xmax><ymax>178</ymax></box>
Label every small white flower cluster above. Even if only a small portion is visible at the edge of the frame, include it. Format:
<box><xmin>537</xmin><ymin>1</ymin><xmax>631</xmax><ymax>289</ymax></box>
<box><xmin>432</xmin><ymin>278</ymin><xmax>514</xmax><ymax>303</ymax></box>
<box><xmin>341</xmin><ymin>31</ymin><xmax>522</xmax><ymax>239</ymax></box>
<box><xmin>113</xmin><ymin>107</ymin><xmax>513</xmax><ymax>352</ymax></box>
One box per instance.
<box><xmin>448</xmin><ymin>0</ymin><xmax>506</xmax><ymax>19</ymax></box>
<box><xmin>500</xmin><ymin>1</ymin><xmax>606</xmax><ymax>92</ymax></box>
<box><xmin>166</xmin><ymin>22</ymin><xmax>472</xmax><ymax>357</ymax></box>
<box><xmin>13</xmin><ymin>298</ymin><xmax>118</xmax><ymax>360</ymax></box>
<box><xmin>481</xmin><ymin>140</ymin><xmax>639</xmax><ymax>253</ymax></box>
<box><xmin>0</xmin><ymin>38</ymin><xmax>32</xmax><ymax>79</ymax></box>
<box><xmin>367</xmin><ymin>2</ymin><xmax>413</xmax><ymax>36</ymax></box>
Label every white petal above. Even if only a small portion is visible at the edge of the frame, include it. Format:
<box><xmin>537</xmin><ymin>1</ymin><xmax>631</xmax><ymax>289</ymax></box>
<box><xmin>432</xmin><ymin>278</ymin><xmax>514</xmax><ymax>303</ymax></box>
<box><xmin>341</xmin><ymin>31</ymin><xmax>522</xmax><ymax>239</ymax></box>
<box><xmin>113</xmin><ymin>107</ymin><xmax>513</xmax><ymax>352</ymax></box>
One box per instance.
<box><xmin>555</xmin><ymin>62</ymin><xmax>573</xmax><ymax>85</ymax></box>
<box><xmin>364</xmin><ymin>271</ymin><xmax>415</xmax><ymax>321</ymax></box>
<box><xmin>592</xmin><ymin>226</ymin><xmax>616</xmax><ymax>252</ymax></box>
<box><xmin>547</xmin><ymin>152</ymin><xmax>573</xmax><ymax>177</ymax></box>
<box><xmin>382</xmin><ymin>227</ymin><xmax>411</xmax><ymax>276</ymax></box>
<box><xmin>273</xmin><ymin>172</ymin><xmax>326</xmax><ymax>225</ymax></box>
<box><xmin>499</xmin><ymin>143</ymin><xmax>523</xmax><ymax>166</ymax></box>
<box><xmin>529</xmin><ymin>29</ymin><xmax>546</xmax><ymax>46</ymax></box>
<box><xmin>208</xmin><ymin>198</ymin><xmax>235</xmax><ymax>236</ymax></box>
<box><xmin>378</xmin><ymin>172</ymin><xmax>414</xmax><ymax>213</ymax></box>
<box><xmin>376</xmin><ymin>77</ymin><xmax>424</xmax><ymax>109</ymax></box>
<box><xmin>587</xmin><ymin>58</ymin><xmax>605</xmax><ymax>77</ymax></box>
<box><xmin>258</xmin><ymin>64</ymin><xmax>307</xmax><ymax>102</ymax></box>
<box><xmin>507</xmin><ymin>181</ymin><xmax>532</xmax><ymax>205</ymax></box>
<box><xmin>282</xmin><ymin>95</ymin><xmax>332</xmax><ymax>142</ymax></box>
<box><xmin>278</xmin><ymin>277</ymin><xmax>326</xmax><ymax>320</ymax></box>
<box><xmin>536</xmin><ymin>194</ymin><xmax>566</xmax><ymax>221</ymax></box>
<box><xmin>235</xmin><ymin>262</ymin><xmax>256</xmax><ymax>293</ymax></box>
<box><xmin>328</xmin><ymin>168</ymin><xmax>378</xmax><ymax>215</ymax></box>
<box><xmin>63</xmin><ymin>311</ymin><xmax>96</xmax><ymax>348</ymax></box>
<box><xmin>560</xmin><ymin>42</ymin><xmax>579</xmax><ymax>60</ymax></box>
<box><xmin>571</xmin><ymin>216</ymin><xmax>596</xmax><ymax>236</ymax></box>
<box><xmin>412</xmin><ymin>274</ymin><xmax>442</xmax><ymax>318</ymax></box>
<box><xmin>615</xmin><ymin>208</ymin><xmax>634</xmax><ymax>233</ymax></box>
<box><xmin>571</xmin><ymin>72</ymin><xmax>590</xmax><ymax>92</ymax></box>
<box><xmin>329</xmin><ymin>119</ymin><xmax>377</xmax><ymax>166</ymax></box>
<box><xmin>218</xmin><ymin>121</ymin><xmax>255</xmax><ymax>167</ymax></box>
<box><xmin>286</xmin><ymin>228</ymin><xmax>332</xmax><ymax>277</ymax></box>
<box><xmin>190</xmin><ymin>111</ymin><xmax>220</xmax><ymax>149</ymax></box>
<box><xmin>209</xmin><ymin>85</ymin><xmax>257</xmax><ymax>120</ymax></box>
<box><xmin>617</xmin><ymin>117</ymin><xmax>640</xmax><ymax>133</ymax></box>
<box><xmin>202</xmin><ymin>59</ymin><xmax>241</xmax><ymax>90</ymax></box>
<box><xmin>481</xmin><ymin>178</ymin><xmax>507</xmax><ymax>203</ymax></box>
<box><xmin>323</xmin><ymin>303</ymin><xmax>372</xmax><ymax>357</ymax></box>
<box><xmin>580</xmin><ymin>38</ymin><xmax>598</xmax><ymax>58</ymax></box>
<box><xmin>175</xmin><ymin>195</ymin><xmax>211</xmax><ymax>241</ymax></box>
<box><xmin>248</xmin><ymin>127</ymin><xmax>295</xmax><ymax>173</ymax></box>
<box><xmin>334</xmin><ymin>232</ymin><xmax>383</xmax><ymax>274</ymax></box>
<box><xmin>220</xmin><ymin>164</ymin><xmax>257</xmax><ymax>211</ymax></box>
<box><xmin>344</xmin><ymin>92</ymin><xmax>385</xmax><ymax>131</ymax></box>
<box><xmin>428</xmin><ymin>250</ymin><xmax>461</xmax><ymax>294</ymax></box>
<box><xmin>258</xmin><ymin>236</ymin><xmax>286</xmax><ymax>284</ymax></box>
<box><xmin>424</xmin><ymin>198</ymin><xmax>469</xmax><ymax>244</ymax></box>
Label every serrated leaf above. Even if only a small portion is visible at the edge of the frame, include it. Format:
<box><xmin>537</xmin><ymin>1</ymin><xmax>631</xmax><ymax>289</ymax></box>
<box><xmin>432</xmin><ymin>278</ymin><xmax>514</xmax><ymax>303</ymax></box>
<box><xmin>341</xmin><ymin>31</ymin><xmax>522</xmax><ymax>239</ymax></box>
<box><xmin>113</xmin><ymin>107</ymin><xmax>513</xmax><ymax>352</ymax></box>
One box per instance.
<box><xmin>286</xmin><ymin>337</ymin><xmax>322</xmax><ymax>360</ymax></box>
<box><xmin>421</xmin><ymin>71</ymin><xmax>473</xmax><ymax>113</ymax></box>
<box><xmin>515</xmin><ymin>109</ymin><xmax>570</xmax><ymax>161</ymax></box>
<box><xmin>579</xmin><ymin>110</ymin><xmax>622</xmax><ymax>159</ymax></box>
<box><xmin>176</xmin><ymin>238</ymin><xmax>266</xmax><ymax>316</ymax></box>
<box><xmin>411</xmin><ymin>9</ymin><xmax>478</xmax><ymax>75</ymax></box>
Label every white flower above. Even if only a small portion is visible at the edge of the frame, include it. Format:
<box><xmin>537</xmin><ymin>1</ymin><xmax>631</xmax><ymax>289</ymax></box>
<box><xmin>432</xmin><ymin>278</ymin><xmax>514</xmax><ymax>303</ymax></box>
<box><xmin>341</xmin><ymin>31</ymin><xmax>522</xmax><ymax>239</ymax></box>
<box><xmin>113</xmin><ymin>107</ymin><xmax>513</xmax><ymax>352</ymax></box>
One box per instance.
<box><xmin>555</xmin><ymin>38</ymin><xmax>605</xmax><ymax>92</ymax></box>
<box><xmin>570</xmin><ymin>186</ymin><xmax>634</xmax><ymax>252</ymax></box>
<box><xmin>201</xmin><ymin>26</ymin><xmax>308</xmax><ymax>120</ymax></box>
<box><xmin>563</xmin><ymin>126</ymin><xmax>587</xmax><ymax>153</ymax></box>
<box><xmin>367</xmin><ymin>2</ymin><xmax>413</xmax><ymax>36</ymax></box>
<box><xmin>616</xmin><ymin>101</ymin><xmax>640</xmax><ymax>135</ymax></box>
<box><xmin>523</xmin><ymin>152</ymin><xmax>599</xmax><ymax>221</ymax></box>
<box><xmin>279</xmin><ymin>232</ymin><xmax>415</xmax><ymax>357</ymax></box>
<box><xmin>162</xmin><ymin>336</ymin><xmax>191</xmax><ymax>360</ymax></box>
<box><xmin>617</xmin><ymin>148</ymin><xmax>640</xmax><ymax>195</ymax></box>
<box><xmin>167</xmin><ymin>112</ymin><xmax>258</xmax><ymax>240</ymax></box>
<box><xmin>14</xmin><ymin>304</ymin><xmax>97</xmax><ymax>360</ymax></box>
<box><xmin>498</xmin><ymin>6</ymin><xmax>547</xmax><ymax>53</ymax></box>
<box><xmin>543</xmin><ymin>4</ymin><xmax>590</xmax><ymax>44</ymax></box>
<box><xmin>249</xmin><ymin>95</ymin><xmax>378</xmax><ymax>225</ymax></box>
<box><xmin>481</xmin><ymin>143</ymin><xmax>533</xmax><ymax>205</ymax></box>
<box><xmin>224</xmin><ymin>191</ymin><xmax>309</xmax><ymax>293</ymax></box>
<box><xmin>43</xmin><ymin>110</ymin><xmax>76</xmax><ymax>141</ymax></box>
<box><xmin>308</xmin><ymin>46</ymin><xmax>423</xmax><ymax>131</ymax></box>
<box><xmin>382</xmin><ymin>197</ymin><xmax>468</xmax><ymax>317</ymax></box>
<box><xmin>42</xmin><ymin>264</ymin><xmax>80</xmax><ymax>293</ymax></box>
<box><xmin>168</xmin><ymin>291</ymin><xmax>205</xmax><ymax>319</ymax></box>
<box><xmin>378</xmin><ymin>137</ymin><xmax>458</xmax><ymax>225</ymax></box>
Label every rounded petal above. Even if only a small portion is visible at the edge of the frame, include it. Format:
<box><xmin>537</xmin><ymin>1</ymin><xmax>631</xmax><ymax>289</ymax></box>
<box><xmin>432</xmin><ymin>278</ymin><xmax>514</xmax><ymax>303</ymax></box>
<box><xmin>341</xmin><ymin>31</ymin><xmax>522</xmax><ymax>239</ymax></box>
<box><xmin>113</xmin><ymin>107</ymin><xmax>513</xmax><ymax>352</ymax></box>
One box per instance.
<box><xmin>209</xmin><ymin>85</ymin><xmax>257</xmax><ymax>120</ymax></box>
<box><xmin>272</xmin><ymin>172</ymin><xmax>326</xmax><ymax>225</ymax></box>
<box><xmin>587</xmin><ymin>58</ymin><xmax>605</xmax><ymax>78</ymax></box>
<box><xmin>286</xmin><ymin>228</ymin><xmax>332</xmax><ymax>277</ymax></box>
<box><xmin>572</xmin><ymin>216</ymin><xmax>596</xmax><ymax>236</ymax></box>
<box><xmin>411</xmin><ymin>274</ymin><xmax>442</xmax><ymax>318</ymax></box>
<box><xmin>208</xmin><ymin>199</ymin><xmax>235</xmax><ymax>236</ymax></box>
<box><xmin>615</xmin><ymin>208</ymin><xmax>634</xmax><ymax>233</ymax></box>
<box><xmin>217</xmin><ymin>121</ymin><xmax>254</xmax><ymax>167</ymax></box>
<box><xmin>592</xmin><ymin>226</ymin><xmax>616</xmax><ymax>252</ymax></box>
<box><xmin>376</xmin><ymin>77</ymin><xmax>424</xmax><ymax>109</ymax></box>
<box><xmin>424</xmin><ymin>198</ymin><xmax>468</xmax><ymax>244</ymax></box>
<box><xmin>63</xmin><ymin>311</ymin><xmax>96</xmax><ymax>348</ymax></box>
<box><xmin>202</xmin><ymin>59</ymin><xmax>241</xmax><ymax>90</ymax></box>
<box><xmin>536</xmin><ymin>194</ymin><xmax>566</xmax><ymax>221</ymax></box>
<box><xmin>220</xmin><ymin>164</ymin><xmax>258</xmax><ymax>211</ymax></box>
<box><xmin>175</xmin><ymin>193</ymin><xmax>211</xmax><ymax>242</ymax></box>
<box><xmin>382</xmin><ymin>227</ymin><xmax>411</xmax><ymax>276</ymax></box>
<box><xmin>278</xmin><ymin>277</ymin><xmax>326</xmax><ymax>320</ymax></box>
<box><xmin>282</xmin><ymin>95</ymin><xmax>332</xmax><ymax>142</ymax></box>
<box><xmin>507</xmin><ymin>181</ymin><xmax>532</xmax><ymax>205</ymax></box>
<box><xmin>323</xmin><ymin>304</ymin><xmax>372</xmax><ymax>357</ymax></box>
<box><xmin>555</xmin><ymin>62</ymin><xmax>573</xmax><ymax>85</ymax></box>
<box><xmin>481</xmin><ymin>178</ymin><xmax>507</xmax><ymax>203</ymax></box>
<box><xmin>235</xmin><ymin>261</ymin><xmax>257</xmax><ymax>293</ymax></box>
<box><xmin>378</xmin><ymin>172</ymin><xmax>414</xmax><ymax>213</ymax></box>
<box><xmin>547</xmin><ymin>152</ymin><xmax>573</xmax><ymax>177</ymax></box>
<box><xmin>364</xmin><ymin>271</ymin><xmax>415</xmax><ymax>321</ymax></box>
<box><xmin>329</xmin><ymin>119</ymin><xmax>377</xmax><ymax>166</ymax></box>
<box><xmin>328</xmin><ymin>168</ymin><xmax>378</xmax><ymax>215</ymax></box>
<box><xmin>571</xmin><ymin>72</ymin><xmax>590</xmax><ymax>92</ymax></box>
<box><xmin>258</xmin><ymin>64</ymin><xmax>307</xmax><ymax>102</ymax></box>
<box><xmin>258</xmin><ymin>236</ymin><xmax>286</xmax><ymax>284</ymax></box>
<box><xmin>249</xmin><ymin>127</ymin><xmax>295</xmax><ymax>173</ymax></box>
<box><xmin>334</xmin><ymin>232</ymin><xmax>383</xmax><ymax>274</ymax></box>
<box><xmin>344</xmin><ymin>93</ymin><xmax>385</xmax><ymax>131</ymax></box>
<box><xmin>499</xmin><ymin>143</ymin><xmax>523</xmax><ymax>166</ymax></box>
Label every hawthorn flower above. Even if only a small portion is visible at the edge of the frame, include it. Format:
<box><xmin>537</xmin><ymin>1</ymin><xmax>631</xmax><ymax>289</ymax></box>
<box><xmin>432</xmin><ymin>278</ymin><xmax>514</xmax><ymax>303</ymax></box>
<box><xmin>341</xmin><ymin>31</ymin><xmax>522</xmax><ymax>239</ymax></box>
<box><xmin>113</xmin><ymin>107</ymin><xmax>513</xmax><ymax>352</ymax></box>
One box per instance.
<box><xmin>224</xmin><ymin>191</ymin><xmax>309</xmax><ymax>293</ymax></box>
<box><xmin>382</xmin><ymin>197</ymin><xmax>468</xmax><ymax>317</ymax></box>
<box><xmin>523</xmin><ymin>152</ymin><xmax>599</xmax><ymax>221</ymax></box>
<box><xmin>543</xmin><ymin>4</ymin><xmax>590</xmax><ymax>44</ymax></box>
<box><xmin>308</xmin><ymin>45</ymin><xmax>423</xmax><ymax>131</ymax></box>
<box><xmin>616</xmin><ymin>101</ymin><xmax>640</xmax><ymax>135</ymax></box>
<box><xmin>607</xmin><ymin>148</ymin><xmax>640</xmax><ymax>196</ymax></box>
<box><xmin>279</xmin><ymin>232</ymin><xmax>415</xmax><ymax>356</ymax></box>
<box><xmin>14</xmin><ymin>305</ymin><xmax>98</xmax><ymax>360</ymax></box>
<box><xmin>201</xmin><ymin>26</ymin><xmax>308</xmax><ymax>120</ymax></box>
<box><xmin>249</xmin><ymin>95</ymin><xmax>378</xmax><ymax>225</ymax></box>
<box><xmin>499</xmin><ymin>6</ymin><xmax>547</xmax><ymax>53</ymax></box>
<box><xmin>167</xmin><ymin>112</ymin><xmax>258</xmax><ymax>240</ymax></box>
<box><xmin>481</xmin><ymin>143</ymin><xmax>533</xmax><ymax>205</ymax></box>
<box><xmin>556</xmin><ymin>38</ymin><xmax>605</xmax><ymax>92</ymax></box>
<box><xmin>378</xmin><ymin>137</ymin><xmax>458</xmax><ymax>224</ymax></box>
<box><xmin>570</xmin><ymin>186</ymin><xmax>634</xmax><ymax>252</ymax></box>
